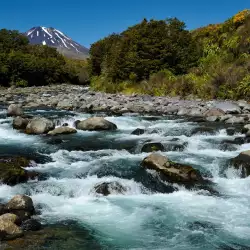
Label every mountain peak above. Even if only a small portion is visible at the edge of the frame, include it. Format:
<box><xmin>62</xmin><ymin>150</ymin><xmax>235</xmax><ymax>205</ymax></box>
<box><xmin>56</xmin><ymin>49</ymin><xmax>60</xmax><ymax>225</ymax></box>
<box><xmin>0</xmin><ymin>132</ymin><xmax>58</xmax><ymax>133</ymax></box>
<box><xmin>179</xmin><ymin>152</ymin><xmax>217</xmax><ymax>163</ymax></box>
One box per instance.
<box><xmin>25</xmin><ymin>26</ymin><xmax>89</xmax><ymax>59</ymax></box>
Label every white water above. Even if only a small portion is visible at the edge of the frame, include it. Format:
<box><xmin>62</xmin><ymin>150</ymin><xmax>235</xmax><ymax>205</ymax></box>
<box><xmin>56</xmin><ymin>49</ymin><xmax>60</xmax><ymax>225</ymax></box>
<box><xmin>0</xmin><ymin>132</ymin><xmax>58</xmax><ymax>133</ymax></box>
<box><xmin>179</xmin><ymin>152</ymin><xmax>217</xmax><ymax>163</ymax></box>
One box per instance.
<box><xmin>0</xmin><ymin>109</ymin><xmax>250</xmax><ymax>249</ymax></box>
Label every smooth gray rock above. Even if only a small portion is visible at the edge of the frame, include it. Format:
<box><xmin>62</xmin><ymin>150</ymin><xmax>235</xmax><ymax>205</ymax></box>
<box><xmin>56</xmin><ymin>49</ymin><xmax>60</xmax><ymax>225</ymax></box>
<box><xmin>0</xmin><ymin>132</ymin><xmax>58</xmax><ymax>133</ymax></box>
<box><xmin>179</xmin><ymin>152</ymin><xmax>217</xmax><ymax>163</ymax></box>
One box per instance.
<box><xmin>76</xmin><ymin>117</ymin><xmax>117</xmax><ymax>131</ymax></box>
<box><xmin>177</xmin><ymin>108</ymin><xmax>190</xmax><ymax>116</ymax></box>
<box><xmin>213</xmin><ymin>102</ymin><xmax>241</xmax><ymax>114</ymax></box>
<box><xmin>7</xmin><ymin>104</ymin><xmax>23</xmax><ymax>117</ymax></box>
<box><xmin>189</xmin><ymin>108</ymin><xmax>204</xmax><ymax>117</ymax></box>
<box><xmin>204</xmin><ymin>108</ymin><xmax>225</xmax><ymax>117</ymax></box>
<box><xmin>220</xmin><ymin>114</ymin><xmax>233</xmax><ymax>122</ymax></box>
<box><xmin>48</xmin><ymin>127</ymin><xmax>77</xmax><ymax>136</ymax></box>
<box><xmin>26</xmin><ymin>117</ymin><xmax>55</xmax><ymax>134</ymax></box>
<box><xmin>206</xmin><ymin>116</ymin><xmax>219</xmax><ymax>122</ymax></box>
<box><xmin>225</xmin><ymin>116</ymin><xmax>245</xmax><ymax>124</ymax></box>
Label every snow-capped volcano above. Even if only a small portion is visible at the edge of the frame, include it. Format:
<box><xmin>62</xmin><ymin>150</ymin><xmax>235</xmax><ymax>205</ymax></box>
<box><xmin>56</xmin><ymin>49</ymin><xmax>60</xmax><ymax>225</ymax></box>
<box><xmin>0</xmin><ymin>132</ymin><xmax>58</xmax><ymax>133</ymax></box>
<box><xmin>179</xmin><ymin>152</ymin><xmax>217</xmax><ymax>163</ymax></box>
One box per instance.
<box><xmin>25</xmin><ymin>26</ymin><xmax>89</xmax><ymax>59</ymax></box>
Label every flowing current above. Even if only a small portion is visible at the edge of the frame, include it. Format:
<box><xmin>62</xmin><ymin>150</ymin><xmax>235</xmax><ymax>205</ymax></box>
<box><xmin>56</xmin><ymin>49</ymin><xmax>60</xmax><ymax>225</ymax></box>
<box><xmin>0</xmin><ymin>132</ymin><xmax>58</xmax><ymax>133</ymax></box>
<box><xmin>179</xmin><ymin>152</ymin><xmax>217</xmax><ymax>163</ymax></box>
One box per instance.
<box><xmin>0</xmin><ymin>107</ymin><xmax>250</xmax><ymax>249</ymax></box>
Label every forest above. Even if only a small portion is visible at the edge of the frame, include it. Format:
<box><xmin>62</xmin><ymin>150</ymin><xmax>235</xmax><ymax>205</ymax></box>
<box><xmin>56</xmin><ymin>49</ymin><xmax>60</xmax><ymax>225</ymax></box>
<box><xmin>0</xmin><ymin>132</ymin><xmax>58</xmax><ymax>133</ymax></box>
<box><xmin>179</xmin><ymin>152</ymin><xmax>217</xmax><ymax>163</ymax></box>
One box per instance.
<box><xmin>89</xmin><ymin>10</ymin><xmax>250</xmax><ymax>99</ymax></box>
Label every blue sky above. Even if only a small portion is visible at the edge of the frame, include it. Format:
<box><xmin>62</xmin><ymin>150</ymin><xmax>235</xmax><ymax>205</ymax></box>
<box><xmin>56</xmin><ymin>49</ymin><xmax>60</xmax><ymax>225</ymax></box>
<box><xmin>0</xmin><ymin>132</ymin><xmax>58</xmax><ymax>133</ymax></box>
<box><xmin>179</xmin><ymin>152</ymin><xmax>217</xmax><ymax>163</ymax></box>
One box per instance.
<box><xmin>1</xmin><ymin>0</ymin><xmax>249</xmax><ymax>48</ymax></box>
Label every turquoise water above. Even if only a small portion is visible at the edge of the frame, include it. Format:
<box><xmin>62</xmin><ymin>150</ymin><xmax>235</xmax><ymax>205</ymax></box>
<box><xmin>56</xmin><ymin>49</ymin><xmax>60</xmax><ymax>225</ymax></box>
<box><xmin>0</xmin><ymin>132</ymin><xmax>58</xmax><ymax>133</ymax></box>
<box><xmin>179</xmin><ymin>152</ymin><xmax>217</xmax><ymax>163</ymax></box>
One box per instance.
<box><xmin>0</xmin><ymin>108</ymin><xmax>250</xmax><ymax>249</ymax></box>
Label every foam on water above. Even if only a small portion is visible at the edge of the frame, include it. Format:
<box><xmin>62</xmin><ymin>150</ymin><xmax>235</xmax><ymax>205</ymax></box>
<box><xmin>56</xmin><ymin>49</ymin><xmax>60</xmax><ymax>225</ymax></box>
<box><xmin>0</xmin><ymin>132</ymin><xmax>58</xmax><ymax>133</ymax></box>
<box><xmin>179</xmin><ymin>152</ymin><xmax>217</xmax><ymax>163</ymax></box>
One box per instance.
<box><xmin>0</xmin><ymin>123</ymin><xmax>37</xmax><ymax>143</ymax></box>
<box><xmin>1</xmin><ymin>109</ymin><xmax>250</xmax><ymax>249</ymax></box>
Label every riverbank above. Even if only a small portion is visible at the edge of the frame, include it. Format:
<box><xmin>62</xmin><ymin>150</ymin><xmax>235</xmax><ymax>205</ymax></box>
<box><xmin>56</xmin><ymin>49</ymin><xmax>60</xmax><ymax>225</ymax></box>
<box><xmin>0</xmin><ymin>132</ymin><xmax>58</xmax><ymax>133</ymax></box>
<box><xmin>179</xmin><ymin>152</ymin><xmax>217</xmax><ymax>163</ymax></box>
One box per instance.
<box><xmin>1</xmin><ymin>85</ymin><xmax>250</xmax><ymax>124</ymax></box>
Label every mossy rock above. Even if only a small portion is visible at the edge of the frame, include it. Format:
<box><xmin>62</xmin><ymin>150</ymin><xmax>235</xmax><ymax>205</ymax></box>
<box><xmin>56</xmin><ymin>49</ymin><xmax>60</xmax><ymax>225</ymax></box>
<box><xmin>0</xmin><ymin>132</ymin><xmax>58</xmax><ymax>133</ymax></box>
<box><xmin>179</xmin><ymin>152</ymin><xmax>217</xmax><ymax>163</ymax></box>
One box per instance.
<box><xmin>5</xmin><ymin>223</ymin><xmax>102</xmax><ymax>249</ymax></box>
<box><xmin>0</xmin><ymin>157</ymin><xmax>38</xmax><ymax>186</ymax></box>
<box><xmin>141</xmin><ymin>142</ymin><xmax>165</xmax><ymax>152</ymax></box>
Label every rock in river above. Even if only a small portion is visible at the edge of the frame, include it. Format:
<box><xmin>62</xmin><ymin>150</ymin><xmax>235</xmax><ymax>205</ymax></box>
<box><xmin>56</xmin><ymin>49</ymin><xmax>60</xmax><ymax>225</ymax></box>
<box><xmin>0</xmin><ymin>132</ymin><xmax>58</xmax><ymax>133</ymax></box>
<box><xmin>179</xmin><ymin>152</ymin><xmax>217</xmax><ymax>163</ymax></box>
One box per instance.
<box><xmin>5</xmin><ymin>195</ymin><xmax>35</xmax><ymax>222</ymax></box>
<box><xmin>131</xmin><ymin>128</ymin><xmax>145</xmax><ymax>135</ymax></box>
<box><xmin>204</xmin><ymin>108</ymin><xmax>225</xmax><ymax>117</ymax></box>
<box><xmin>0</xmin><ymin>157</ymin><xmax>38</xmax><ymax>186</ymax></box>
<box><xmin>141</xmin><ymin>142</ymin><xmax>165</xmax><ymax>152</ymax></box>
<box><xmin>230</xmin><ymin>150</ymin><xmax>250</xmax><ymax>177</ymax></box>
<box><xmin>26</xmin><ymin>117</ymin><xmax>55</xmax><ymax>134</ymax></box>
<box><xmin>76</xmin><ymin>117</ymin><xmax>117</xmax><ymax>131</ymax></box>
<box><xmin>0</xmin><ymin>215</ymin><xmax>23</xmax><ymax>240</ymax></box>
<box><xmin>7</xmin><ymin>104</ymin><xmax>24</xmax><ymax>117</ymax></box>
<box><xmin>12</xmin><ymin>116</ymin><xmax>30</xmax><ymax>130</ymax></box>
<box><xmin>5</xmin><ymin>195</ymin><xmax>34</xmax><ymax>213</ymax></box>
<box><xmin>48</xmin><ymin>126</ymin><xmax>77</xmax><ymax>136</ymax></box>
<box><xmin>92</xmin><ymin>181</ymin><xmax>127</xmax><ymax>196</ymax></box>
<box><xmin>141</xmin><ymin>153</ymin><xmax>203</xmax><ymax>185</ymax></box>
<box><xmin>21</xmin><ymin>219</ymin><xmax>42</xmax><ymax>231</ymax></box>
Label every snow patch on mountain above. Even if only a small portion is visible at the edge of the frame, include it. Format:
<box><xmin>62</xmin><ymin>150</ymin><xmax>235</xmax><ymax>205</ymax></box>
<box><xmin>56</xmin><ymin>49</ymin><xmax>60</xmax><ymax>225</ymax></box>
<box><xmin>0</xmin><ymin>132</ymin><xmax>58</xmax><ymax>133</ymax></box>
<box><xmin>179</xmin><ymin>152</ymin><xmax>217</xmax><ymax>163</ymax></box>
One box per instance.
<box><xmin>25</xmin><ymin>26</ymin><xmax>89</xmax><ymax>59</ymax></box>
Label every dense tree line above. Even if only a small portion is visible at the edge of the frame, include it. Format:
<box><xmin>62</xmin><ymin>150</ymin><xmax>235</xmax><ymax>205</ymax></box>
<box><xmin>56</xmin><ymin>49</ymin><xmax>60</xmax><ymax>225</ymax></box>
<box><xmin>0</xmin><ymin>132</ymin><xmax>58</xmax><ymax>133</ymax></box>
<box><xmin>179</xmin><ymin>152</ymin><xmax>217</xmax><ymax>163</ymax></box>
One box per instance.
<box><xmin>89</xmin><ymin>18</ymin><xmax>200</xmax><ymax>82</ymax></box>
<box><xmin>89</xmin><ymin>10</ymin><xmax>250</xmax><ymax>100</ymax></box>
<box><xmin>0</xmin><ymin>29</ymin><xmax>88</xmax><ymax>87</ymax></box>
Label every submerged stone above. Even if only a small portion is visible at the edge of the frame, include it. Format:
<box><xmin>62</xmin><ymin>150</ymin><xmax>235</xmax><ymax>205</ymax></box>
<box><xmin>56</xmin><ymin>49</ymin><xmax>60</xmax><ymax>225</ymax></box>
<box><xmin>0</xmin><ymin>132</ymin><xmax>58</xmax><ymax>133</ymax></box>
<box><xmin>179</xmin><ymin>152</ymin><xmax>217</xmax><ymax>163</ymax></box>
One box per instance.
<box><xmin>204</xmin><ymin>108</ymin><xmax>225</xmax><ymax>117</ymax></box>
<box><xmin>92</xmin><ymin>181</ymin><xmax>127</xmax><ymax>196</ymax></box>
<box><xmin>141</xmin><ymin>142</ymin><xmax>165</xmax><ymax>153</ymax></box>
<box><xmin>131</xmin><ymin>128</ymin><xmax>145</xmax><ymax>135</ymax></box>
<box><xmin>21</xmin><ymin>219</ymin><xmax>42</xmax><ymax>232</ymax></box>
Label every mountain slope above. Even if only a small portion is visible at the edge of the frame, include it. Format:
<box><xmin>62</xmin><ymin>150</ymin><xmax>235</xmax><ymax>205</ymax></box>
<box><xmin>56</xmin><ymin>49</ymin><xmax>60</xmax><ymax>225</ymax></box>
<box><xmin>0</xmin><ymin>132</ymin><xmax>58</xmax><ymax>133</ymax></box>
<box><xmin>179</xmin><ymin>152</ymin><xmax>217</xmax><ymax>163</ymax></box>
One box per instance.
<box><xmin>25</xmin><ymin>26</ymin><xmax>89</xmax><ymax>59</ymax></box>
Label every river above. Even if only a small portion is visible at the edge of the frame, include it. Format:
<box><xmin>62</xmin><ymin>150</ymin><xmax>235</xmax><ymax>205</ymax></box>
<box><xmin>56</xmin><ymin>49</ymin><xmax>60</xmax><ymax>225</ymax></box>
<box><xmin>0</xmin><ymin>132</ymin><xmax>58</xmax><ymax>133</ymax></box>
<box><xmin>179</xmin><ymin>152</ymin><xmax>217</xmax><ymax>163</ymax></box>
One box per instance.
<box><xmin>0</xmin><ymin>106</ymin><xmax>250</xmax><ymax>249</ymax></box>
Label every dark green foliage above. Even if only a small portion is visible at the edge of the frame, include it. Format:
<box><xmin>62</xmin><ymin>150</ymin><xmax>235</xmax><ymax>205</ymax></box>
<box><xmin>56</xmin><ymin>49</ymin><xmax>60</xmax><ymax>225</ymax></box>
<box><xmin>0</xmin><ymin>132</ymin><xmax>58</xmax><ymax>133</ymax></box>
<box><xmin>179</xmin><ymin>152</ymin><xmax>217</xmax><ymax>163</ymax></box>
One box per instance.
<box><xmin>0</xmin><ymin>29</ymin><xmax>85</xmax><ymax>87</ymax></box>
<box><xmin>89</xmin><ymin>18</ymin><xmax>200</xmax><ymax>82</ymax></box>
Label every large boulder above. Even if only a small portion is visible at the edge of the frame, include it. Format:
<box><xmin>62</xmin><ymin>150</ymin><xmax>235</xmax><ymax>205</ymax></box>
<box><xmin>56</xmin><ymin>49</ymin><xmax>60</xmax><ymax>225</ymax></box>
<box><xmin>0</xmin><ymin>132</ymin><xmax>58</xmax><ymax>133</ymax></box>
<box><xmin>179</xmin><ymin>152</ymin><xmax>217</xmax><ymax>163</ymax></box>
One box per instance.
<box><xmin>225</xmin><ymin>116</ymin><xmax>246</xmax><ymax>124</ymax></box>
<box><xmin>0</xmin><ymin>217</ymin><xmax>23</xmax><ymax>240</ymax></box>
<box><xmin>12</xmin><ymin>116</ymin><xmax>30</xmax><ymax>130</ymax></box>
<box><xmin>7</xmin><ymin>104</ymin><xmax>23</xmax><ymax>117</ymax></box>
<box><xmin>76</xmin><ymin>117</ymin><xmax>117</xmax><ymax>131</ymax></box>
<box><xmin>5</xmin><ymin>195</ymin><xmax>35</xmax><ymax>222</ymax></box>
<box><xmin>26</xmin><ymin>117</ymin><xmax>55</xmax><ymax>134</ymax></box>
<box><xmin>5</xmin><ymin>195</ymin><xmax>34</xmax><ymax>213</ymax></box>
<box><xmin>141</xmin><ymin>142</ymin><xmax>165</xmax><ymax>153</ymax></box>
<box><xmin>0</xmin><ymin>157</ymin><xmax>38</xmax><ymax>186</ymax></box>
<box><xmin>213</xmin><ymin>102</ymin><xmax>241</xmax><ymax>114</ymax></box>
<box><xmin>204</xmin><ymin>108</ymin><xmax>225</xmax><ymax>117</ymax></box>
<box><xmin>0</xmin><ymin>214</ymin><xmax>20</xmax><ymax>225</ymax></box>
<box><xmin>230</xmin><ymin>150</ymin><xmax>250</xmax><ymax>177</ymax></box>
<box><xmin>141</xmin><ymin>153</ymin><xmax>203</xmax><ymax>185</ymax></box>
<box><xmin>92</xmin><ymin>182</ymin><xmax>127</xmax><ymax>196</ymax></box>
<box><xmin>48</xmin><ymin>127</ymin><xmax>77</xmax><ymax>136</ymax></box>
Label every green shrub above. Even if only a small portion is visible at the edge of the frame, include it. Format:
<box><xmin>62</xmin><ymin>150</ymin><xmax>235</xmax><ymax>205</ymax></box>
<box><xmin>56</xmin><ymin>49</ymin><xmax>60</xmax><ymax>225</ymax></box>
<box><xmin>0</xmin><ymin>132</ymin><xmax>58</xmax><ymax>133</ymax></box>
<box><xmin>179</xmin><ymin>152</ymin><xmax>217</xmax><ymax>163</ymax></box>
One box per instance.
<box><xmin>15</xmin><ymin>79</ymin><xmax>28</xmax><ymax>87</ymax></box>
